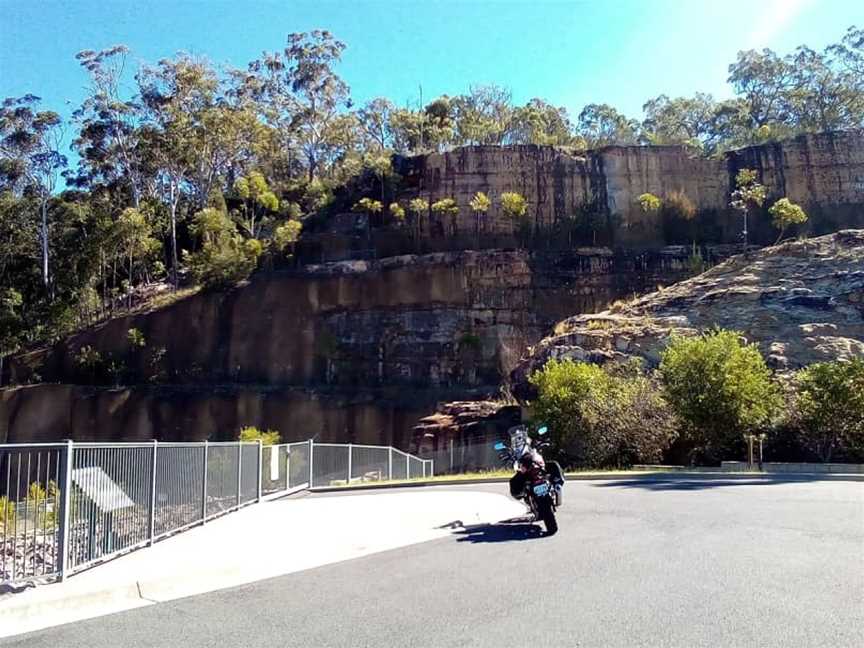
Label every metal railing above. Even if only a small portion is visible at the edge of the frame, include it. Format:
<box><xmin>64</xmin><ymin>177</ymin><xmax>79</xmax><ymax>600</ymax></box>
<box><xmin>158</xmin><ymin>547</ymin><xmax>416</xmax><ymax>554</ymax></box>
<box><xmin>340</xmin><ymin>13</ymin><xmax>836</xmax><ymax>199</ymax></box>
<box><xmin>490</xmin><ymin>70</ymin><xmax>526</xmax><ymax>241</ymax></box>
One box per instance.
<box><xmin>1</xmin><ymin>439</ymin><xmax>431</xmax><ymax>586</ymax></box>
<box><xmin>419</xmin><ymin>433</ymin><xmax>503</xmax><ymax>475</ymax></box>
<box><xmin>304</xmin><ymin>442</ymin><xmax>433</xmax><ymax>488</ymax></box>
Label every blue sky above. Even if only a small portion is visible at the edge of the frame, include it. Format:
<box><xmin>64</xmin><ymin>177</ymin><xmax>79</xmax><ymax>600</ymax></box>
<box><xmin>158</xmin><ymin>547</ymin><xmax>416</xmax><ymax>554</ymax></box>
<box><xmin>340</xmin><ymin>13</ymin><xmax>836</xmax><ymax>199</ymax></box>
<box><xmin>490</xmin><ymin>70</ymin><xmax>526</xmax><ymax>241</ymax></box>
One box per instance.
<box><xmin>0</xmin><ymin>0</ymin><xmax>860</xmax><ymax>124</ymax></box>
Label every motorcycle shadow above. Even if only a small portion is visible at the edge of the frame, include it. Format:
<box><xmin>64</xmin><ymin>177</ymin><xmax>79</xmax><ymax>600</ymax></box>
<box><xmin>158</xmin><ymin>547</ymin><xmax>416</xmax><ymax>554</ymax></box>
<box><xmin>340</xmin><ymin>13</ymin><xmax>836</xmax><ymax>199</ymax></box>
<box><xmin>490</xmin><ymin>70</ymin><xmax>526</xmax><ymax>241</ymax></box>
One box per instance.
<box><xmin>450</xmin><ymin>519</ymin><xmax>546</xmax><ymax>543</ymax></box>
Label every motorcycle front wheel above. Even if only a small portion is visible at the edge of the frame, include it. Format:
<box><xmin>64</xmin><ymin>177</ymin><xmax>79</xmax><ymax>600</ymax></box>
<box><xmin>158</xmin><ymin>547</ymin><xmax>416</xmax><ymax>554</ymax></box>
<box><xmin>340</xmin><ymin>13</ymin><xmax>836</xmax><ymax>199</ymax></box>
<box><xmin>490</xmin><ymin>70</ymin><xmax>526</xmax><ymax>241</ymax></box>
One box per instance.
<box><xmin>536</xmin><ymin>496</ymin><xmax>558</xmax><ymax>535</ymax></box>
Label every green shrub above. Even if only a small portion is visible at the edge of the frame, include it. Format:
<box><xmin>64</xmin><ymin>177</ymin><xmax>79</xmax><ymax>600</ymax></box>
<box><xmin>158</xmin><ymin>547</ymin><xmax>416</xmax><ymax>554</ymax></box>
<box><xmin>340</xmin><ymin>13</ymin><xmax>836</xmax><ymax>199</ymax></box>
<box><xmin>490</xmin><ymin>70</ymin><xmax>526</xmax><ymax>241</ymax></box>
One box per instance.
<box><xmin>26</xmin><ymin>480</ymin><xmax>59</xmax><ymax>529</ymax></box>
<box><xmin>127</xmin><ymin>327</ymin><xmax>146</xmax><ymax>348</ymax></box>
<box><xmin>529</xmin><ymin>359</ymin><xmax>677</xmax><ymax>468</ymax></box>
<box><xmin>239</xmin><ymin>426</ymin><xmax>280</xmax><ymax>445</ymax></box>
<box><xmin>793</xmin><ymin>358</ymin><xmax>864</xmax><ymax>462</ymax></box>
<box><xmin>659</xmin><ymin>329</ymin><xmax>780</xmax><ymax>464</ymax></box>
<box><xmin>663</xmin><ymin>190</ymin><xmax>696</xmax><ymax>220</ymax></box>
<box><xmin>637</xmin><ymin>193</ymin><xmax>662</xmax><ymax>213</ymax></box>
<box><xmin>0</xmin><ymin>495</ymin><xmax>15</xmax><ymax>532</ymax></box>
<box><xmin>768</xmin><ymin>197</ymin><xmax>808</xmax><ymax>243</ymax></box>
<box><xmin>500</xmin><ymin>192</ymin><xmax>527</xmax><ymax>219</ymax></box>
<box><xmin>184</xmin><ymin>208</ymin><xmax>263</xmax><ymax>288</ymax></box>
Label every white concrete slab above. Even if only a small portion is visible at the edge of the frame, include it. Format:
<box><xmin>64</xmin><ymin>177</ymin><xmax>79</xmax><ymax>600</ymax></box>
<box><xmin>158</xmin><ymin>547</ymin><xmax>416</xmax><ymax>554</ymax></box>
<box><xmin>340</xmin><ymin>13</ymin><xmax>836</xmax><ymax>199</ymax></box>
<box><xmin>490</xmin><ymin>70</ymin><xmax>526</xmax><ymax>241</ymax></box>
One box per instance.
<box><xmin>0</xmin><ymin>489</ymin><xmax>523</xmax><ymax>638</ymax></box>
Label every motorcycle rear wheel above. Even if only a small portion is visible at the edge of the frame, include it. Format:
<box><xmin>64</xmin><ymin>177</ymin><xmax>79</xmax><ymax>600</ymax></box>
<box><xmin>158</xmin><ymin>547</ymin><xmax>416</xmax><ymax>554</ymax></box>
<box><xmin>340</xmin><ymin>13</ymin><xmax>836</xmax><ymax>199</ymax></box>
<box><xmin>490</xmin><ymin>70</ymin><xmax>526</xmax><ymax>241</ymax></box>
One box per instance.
<box><xmin>536</xmin><ymin>496</ymin><xmax>558</xmax><ymax>535</ymax></box>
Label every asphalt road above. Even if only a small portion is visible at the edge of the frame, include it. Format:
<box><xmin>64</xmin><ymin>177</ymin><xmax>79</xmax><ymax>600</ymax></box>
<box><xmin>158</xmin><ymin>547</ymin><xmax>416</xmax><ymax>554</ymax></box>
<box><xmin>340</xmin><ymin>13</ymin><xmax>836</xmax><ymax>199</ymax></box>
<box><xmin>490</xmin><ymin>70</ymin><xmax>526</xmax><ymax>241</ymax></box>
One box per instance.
<box><xmin>4</xmin><ymin>476</ymin><xmax>863</xmax><ymax>648</ymax></box>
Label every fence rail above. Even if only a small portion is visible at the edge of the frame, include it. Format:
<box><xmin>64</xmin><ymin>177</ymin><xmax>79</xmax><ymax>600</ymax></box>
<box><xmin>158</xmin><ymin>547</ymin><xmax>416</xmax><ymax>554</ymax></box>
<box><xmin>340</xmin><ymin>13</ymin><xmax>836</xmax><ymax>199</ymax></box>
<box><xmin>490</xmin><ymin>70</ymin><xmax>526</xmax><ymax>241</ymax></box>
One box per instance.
<box><xmin>1</xmin><ymin>439</ymin><xmax>430</xmax><ymax>586</ymax></box>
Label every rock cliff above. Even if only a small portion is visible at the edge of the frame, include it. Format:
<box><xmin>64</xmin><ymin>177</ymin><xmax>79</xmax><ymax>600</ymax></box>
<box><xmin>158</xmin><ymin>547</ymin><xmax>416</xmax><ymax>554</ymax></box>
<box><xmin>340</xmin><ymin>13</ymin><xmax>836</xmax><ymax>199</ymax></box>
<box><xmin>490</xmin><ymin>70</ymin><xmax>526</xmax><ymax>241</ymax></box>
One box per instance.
<box><xmin>1</xmin><ymin>246</ymin><xmax>702</xmax><ymax>445</ymax></box>
<box><xmin>397</xmin><ymin>131</ymin><xmax>863</xmax><ymax>249</ymax></box>
<box><xmin>511</xmin><ymin>230</ymin><xmax>864</xmax><ymax>399</ymax></box>
<box><xmin>3</xmin><ymin>133</ymin><xmax>863</xmax><ymax>447</ymax></box>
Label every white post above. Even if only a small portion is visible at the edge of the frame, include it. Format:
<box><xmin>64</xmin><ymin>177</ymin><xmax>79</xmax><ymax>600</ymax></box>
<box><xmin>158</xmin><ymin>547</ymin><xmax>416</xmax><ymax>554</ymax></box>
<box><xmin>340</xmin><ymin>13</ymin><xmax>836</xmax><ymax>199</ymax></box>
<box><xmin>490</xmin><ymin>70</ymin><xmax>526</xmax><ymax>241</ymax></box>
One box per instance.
<box><xmin>148</xmin><ymin>440</ymin><xmax>158</xmax><ymax>545</ymax></box>
<box><xmin>388</xmin><ymin>447</ymin><xmax>393</xmax><ymax>481</ymax></box>
<box><xmin>257</xmin><ymin>440</ymin><xmax>263</xmax><ymax>502</ymax></box>
<box><xmin>347</xmin><ymin>443</ymin><xmax>353</xmax><ymax>484</ymax></box>
<box><xmin>406</xmin><ymin>453</ymin><xmax>410</xmax><ymax>480</ymax></box>
<box><xmin>236</xmin><ymin>442</ymin><xmax>242</xmax><ymax>508</ymax></box>
<box><xmin>308</xmin><ymin>439</ymin><xmax>314</xmax><ymax>488</ymax></box>
<box><xmin>285</xmin><ymin>445</ymin><xmax>290</xmax><ymax>491</ymax></box>
<box><xmin>201</xmin><ymin>441</ymin><xmax>209</xmax><ymax>523</ymax></box>
<box><xmin>58</xmin><ymin>439</ymin><xmax>74</xmax><ymax>581</ymax></box>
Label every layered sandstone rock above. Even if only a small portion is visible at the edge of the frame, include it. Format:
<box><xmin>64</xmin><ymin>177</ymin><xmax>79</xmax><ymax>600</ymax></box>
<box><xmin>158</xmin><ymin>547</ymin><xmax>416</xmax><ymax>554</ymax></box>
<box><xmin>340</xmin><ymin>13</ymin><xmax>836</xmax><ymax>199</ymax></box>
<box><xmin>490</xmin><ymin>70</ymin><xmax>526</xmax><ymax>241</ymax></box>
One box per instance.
<box><xmin>2</xmin><ymin>246</ymin><xmax>702</xmax><ymax>443</ymax></box>
<box><xmin>511</xmin><ymin>230</ymin><xmax>864</xmax><ymax>399</ymax></box>
<box><xmin>392</xmin><ymin>131</ymin><xmax>864</xmax><ymax>250</ymax></box>
<box><xmin>0</xmin><ymin>383</ymin><xmax>433</xmax><ymax>447</ymax></box>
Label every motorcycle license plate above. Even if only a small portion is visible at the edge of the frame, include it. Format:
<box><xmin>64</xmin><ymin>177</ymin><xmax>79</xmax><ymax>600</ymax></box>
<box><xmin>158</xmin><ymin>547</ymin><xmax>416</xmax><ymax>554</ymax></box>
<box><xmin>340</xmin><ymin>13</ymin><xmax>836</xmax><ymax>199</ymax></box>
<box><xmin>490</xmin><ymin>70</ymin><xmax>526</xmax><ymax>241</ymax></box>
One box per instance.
<box><xmin>533</xmin><ymin>482</ymin><xmax>550</xmax><ymax>497</ymax></box>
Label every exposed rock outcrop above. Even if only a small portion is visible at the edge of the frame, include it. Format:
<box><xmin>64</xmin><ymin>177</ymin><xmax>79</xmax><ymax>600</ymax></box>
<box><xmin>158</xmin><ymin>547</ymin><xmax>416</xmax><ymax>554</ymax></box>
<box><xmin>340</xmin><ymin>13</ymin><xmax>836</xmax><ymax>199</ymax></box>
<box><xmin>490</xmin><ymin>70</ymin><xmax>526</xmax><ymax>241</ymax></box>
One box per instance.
<box><xmin>511</xmin><ymin>230</ymin><xmax>864</xmax><ymax>399</ymax></box>
<box><xmin>392</xmin><ymin>132</ymin><xmax>864</xmax><ymax>249</ymax></box>
<box><xmin>2</xmin><ymin>246</ymin><xmax>703</xmax><ymax>444</ymax></box>
<box><xmin>4</xmin><ymin>134</ymin><xmax>864</xmax><ymax>446</ymax></box>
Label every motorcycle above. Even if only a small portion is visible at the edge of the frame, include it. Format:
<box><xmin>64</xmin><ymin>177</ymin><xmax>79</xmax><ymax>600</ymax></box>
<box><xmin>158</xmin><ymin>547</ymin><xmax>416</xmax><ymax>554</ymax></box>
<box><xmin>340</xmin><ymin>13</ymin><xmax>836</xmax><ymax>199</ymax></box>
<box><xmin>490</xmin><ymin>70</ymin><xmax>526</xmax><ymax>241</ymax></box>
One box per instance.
<box><xmin>494</xmin><ymin>425</ymin><xmax>564</xmax><ymax>535</ymax></box>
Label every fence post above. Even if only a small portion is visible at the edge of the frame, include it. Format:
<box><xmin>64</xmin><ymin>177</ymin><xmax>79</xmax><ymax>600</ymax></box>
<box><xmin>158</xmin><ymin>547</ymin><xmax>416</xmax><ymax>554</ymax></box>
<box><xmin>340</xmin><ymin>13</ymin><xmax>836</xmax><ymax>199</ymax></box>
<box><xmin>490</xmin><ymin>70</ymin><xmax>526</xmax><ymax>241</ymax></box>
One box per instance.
<box><xmin>308</xmin><ymin>439</ymin><xmax>314</xmax><ymax>488</ymax></box>
<box><xmin>257</xmin><ymin>440</ymin><xmax>263</xmax><ymax>503</ymax></box>
<box><xmin>347</xmin><ymin>443</ymin><xmax>353</xmax><ymax>484</ymax></box>
<box><xmin>285</xmin><ymin>445</ymin><xmax>290</xmax><ymax>491</ymax></box>
<box><xmin>201</xmin><ymin>441</ymin><xmax>209</xmax><ymax>523</ymax></box>
<box><xmin>236</xmin><ymin>442</ymin><xmax>242</xmax><ymax>509</ymax></box>
<box><xmin>148</xmin><ymin>440</ymin><xmax>158</xmax><ymax>546</ymax></box>
<box><xmin>430</xmin><ymin>459</ymin><xmax>434</xmax><ymax>478</ymax></box>
<box><xmin>58</xmin><ymin>439</ymin><xmax>74</xmax><ymax>581</ymax></box>
<box><xmin>388</xmin><ymin>447</ymin><xmax>393</xmax><ymax>481</ymax></box>
<box><xmin>406</xmin><ymin>453</ymin><xmax>410</xmax><ymax>480</ymax></box>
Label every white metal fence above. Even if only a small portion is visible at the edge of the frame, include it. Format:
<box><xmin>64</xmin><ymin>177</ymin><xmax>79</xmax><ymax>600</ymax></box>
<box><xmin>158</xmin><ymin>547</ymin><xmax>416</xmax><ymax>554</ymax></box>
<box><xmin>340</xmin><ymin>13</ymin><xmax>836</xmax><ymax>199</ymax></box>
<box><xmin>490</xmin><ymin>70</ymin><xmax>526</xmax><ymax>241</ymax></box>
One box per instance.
<box><xmin>420</xmin><ymin>433</ymin><xmax>503</xmax><ymax>475</ymax></box>
<box><xmin>1</xmin><ymin>439</ymin><xmax>431</xmax><ymax>586</ymax></box>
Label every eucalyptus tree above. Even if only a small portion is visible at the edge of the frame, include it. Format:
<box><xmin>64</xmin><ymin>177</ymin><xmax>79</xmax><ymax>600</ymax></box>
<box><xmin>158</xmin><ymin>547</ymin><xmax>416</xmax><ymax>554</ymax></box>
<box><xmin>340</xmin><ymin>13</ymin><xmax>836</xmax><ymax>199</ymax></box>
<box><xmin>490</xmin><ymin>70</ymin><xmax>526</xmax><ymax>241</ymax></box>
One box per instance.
<box><xmin>576</xmin><ymin>104</ymin><xmax>640</xmax><ymax>147</ymax></box>
<box><xmin>138</xmin><ymin>54</ymin><xmax>220</xmax><ymax>286</ymax></box>
<box><xmin>727</xmin><ymin>48</ymin><xmax>797</xmax><ymax>139</ymax></box>
<box><xmin>357</xmin><ymin>97</ymin><xmax>396</xmax><ymax>150</ymax></box>
<box><xmin>451</xmin><ymin>84</ymin><xmax>514</xmax><ymax>146</ymax></box>
<box><xmin>73</xmin><ymin>46</ymin><xmax>148</xmax><ymax>208</ymax></box>
<box><xmin>641</xmin><ymin>93</ymin><xmax>719</xmax><ymax>150</ymax></box>
<box><xmin>0</xmin><ymin>95</ymin><xmax>67</xmax><ymax>292</ymax></box>
<box><xmin>509</xmin><ymin>99</ymin><xmax>579</xmax><ymax>146</ymax></box>
<box><xmin>247</xmin><ymin>30</ymin><xmax>355</xmax><ymax>181</ymax></box>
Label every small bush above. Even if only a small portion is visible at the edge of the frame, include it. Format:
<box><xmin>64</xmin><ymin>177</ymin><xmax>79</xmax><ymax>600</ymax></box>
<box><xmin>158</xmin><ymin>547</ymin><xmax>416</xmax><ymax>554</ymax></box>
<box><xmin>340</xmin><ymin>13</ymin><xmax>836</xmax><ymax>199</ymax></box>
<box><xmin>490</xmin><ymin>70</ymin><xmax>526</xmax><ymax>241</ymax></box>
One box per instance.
<box><xmin>663</xmin><ymin>190</ymin><xmax>697</xmax><ymax>220</ymax></box>
<box><xmin>500</xmin><ymin>192</ymin><xmax>528</xmax><ymax>219</ymax></box>
<box><xmin>792</xmin><ymin>358</ymin><xmax>864</xmax><ymax>462</ymax></box>
<box><xmin>659</xmin><ymin>329</ymin><xmax>780</xmax><ymax>464</ymax></box>
<box><xmin>185</xmin><ymin>208</ymin><xmax>263</xmax><ymax>288</ymax></box>
<box><xmin>637</xmin><ymin>193</ymin><xmax>662</xmax><ymax>213</ymax></box>
<box><xmin>0</xmin><ymin>495</ymin><xmax>15</xmax><ymax>532</ymax></box>
<box><xmin>127</xmin><ymin>328</ymin><xmax>146</xmax><ymax>348</ymax></box>
<box><xmin>529</xmin><ymin>359</ymin><xmax>677</xmax><ymax>468</ymax></box>
<box><xmin>769</xmin><ymin>197</ymin><xmax>808</xmax><ymax>242</ymax></box>
<box><xmin>26</xmin><ymin>481</ymin><xmax>59</xmax><ymax>528</ymax></box>
<box><xmin>239</xmin><ymin>426</ymin><xmax>281</xmax><ymax>445</ymax></box>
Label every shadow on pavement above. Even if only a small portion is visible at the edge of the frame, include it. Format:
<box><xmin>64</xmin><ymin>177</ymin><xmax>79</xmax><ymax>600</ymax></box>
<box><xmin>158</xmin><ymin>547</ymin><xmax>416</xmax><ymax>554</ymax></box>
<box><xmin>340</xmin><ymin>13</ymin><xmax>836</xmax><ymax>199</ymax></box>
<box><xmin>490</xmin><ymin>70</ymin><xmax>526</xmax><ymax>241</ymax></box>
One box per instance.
<box><xmin>451</xmin><ymin>521</ymin><xmax>546</xmax><ymax>543</ymax></box>
<box><xmin>594</xmin><ymin>473</ymin><xmax>864</xmax><ymax>491</ymax></box>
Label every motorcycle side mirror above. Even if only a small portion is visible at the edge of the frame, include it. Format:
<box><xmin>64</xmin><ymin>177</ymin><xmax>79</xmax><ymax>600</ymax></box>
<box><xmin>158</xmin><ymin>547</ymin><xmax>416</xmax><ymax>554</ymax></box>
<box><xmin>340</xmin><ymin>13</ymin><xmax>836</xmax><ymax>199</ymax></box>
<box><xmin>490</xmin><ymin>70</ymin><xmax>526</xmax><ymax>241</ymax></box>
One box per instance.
<box><xmin>537</xmin><ymin>426</ymin><xmax>548</xmax><ymax>436</ymax></box>
<box><xmin>493</xmin><ymin>442</ymin><xmax>506</xmax><ymax>451</ymax></box>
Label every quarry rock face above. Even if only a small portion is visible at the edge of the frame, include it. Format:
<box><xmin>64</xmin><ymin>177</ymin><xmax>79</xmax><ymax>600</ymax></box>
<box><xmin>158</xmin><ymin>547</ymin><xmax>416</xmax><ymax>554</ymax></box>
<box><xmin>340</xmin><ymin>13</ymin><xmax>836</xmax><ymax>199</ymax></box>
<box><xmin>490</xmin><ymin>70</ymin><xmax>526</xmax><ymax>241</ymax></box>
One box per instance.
<box><xmin>511</xmin><ymin>230</ymin><xmax>864</xmax><ymax>399</ymax></box>
<box><xmin>394</xmin><ymin>132</ymin><xmax>864</xmax><ymax>250</ymax></box>
<box><xmin>2</xmin><ymin>247</ymin><xmax>700</xmax><ymax>445</ymax></box>
<box><xmin>3</xmin><ymin>134</ymin><xmax>864</xmax><ymax>446</ymax></box>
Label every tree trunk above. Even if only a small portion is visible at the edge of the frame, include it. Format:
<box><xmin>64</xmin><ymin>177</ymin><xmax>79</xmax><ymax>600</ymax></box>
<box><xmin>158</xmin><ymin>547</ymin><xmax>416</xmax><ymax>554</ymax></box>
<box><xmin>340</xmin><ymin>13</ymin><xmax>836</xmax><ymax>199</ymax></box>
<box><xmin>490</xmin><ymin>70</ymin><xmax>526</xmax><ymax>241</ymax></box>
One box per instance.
<box><xmin>40</xmin><ymin>198</ymin><xmax>50</xmax><ymax>295</ymax></box>
<box><xmin>170</xmin><ymin>183</ymin><xmax>179</xmax><ymax>289</ymax></box>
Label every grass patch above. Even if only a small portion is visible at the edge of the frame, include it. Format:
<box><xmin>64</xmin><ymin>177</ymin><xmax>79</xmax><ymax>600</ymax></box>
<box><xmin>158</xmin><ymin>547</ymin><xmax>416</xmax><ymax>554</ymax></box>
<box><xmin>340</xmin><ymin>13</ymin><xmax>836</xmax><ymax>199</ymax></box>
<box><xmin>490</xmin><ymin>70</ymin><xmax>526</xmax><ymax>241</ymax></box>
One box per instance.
<box><xmin>315</xmin><ymin>467</ymin><xmax>666</xmax><ymax>488</ymax></box>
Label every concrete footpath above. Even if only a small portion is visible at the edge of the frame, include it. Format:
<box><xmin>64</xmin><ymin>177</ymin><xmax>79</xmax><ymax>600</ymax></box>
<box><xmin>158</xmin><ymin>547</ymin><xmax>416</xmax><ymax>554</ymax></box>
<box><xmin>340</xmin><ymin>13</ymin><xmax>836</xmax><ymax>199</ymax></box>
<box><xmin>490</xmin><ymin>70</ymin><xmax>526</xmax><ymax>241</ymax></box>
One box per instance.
<box><xmin>0</xmin><ymin>489</ymin><xmax>524</xmax><ymax>638</ymax></box>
